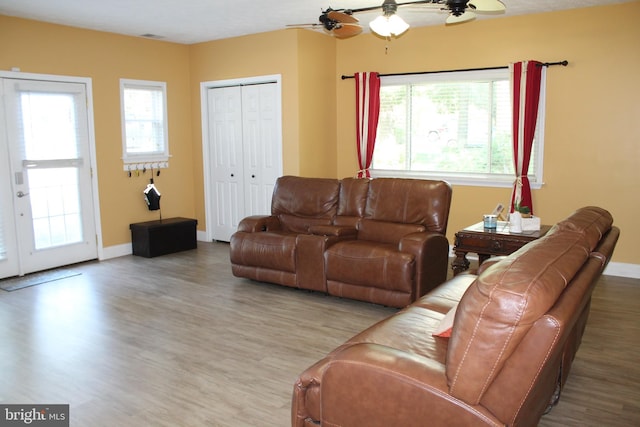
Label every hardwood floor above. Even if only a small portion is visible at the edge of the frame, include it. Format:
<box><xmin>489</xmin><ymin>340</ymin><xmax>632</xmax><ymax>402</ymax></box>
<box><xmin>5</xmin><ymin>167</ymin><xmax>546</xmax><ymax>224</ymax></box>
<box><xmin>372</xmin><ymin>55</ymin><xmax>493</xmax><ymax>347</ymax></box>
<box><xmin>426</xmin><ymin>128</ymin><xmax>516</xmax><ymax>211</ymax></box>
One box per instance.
<box><xmin>0</xmin><ymin>242</ymin><xmax>638</xmax><ymax>426</ymax></box>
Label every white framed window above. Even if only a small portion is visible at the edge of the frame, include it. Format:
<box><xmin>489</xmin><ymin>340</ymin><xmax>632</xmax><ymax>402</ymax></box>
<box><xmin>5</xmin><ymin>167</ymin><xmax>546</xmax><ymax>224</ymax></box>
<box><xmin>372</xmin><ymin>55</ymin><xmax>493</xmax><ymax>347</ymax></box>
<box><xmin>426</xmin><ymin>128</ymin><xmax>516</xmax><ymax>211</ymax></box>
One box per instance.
<box><xmin>371</xmin><ymin>68</ymin><xmax>545</xmax><ymax>188</ymax></box>
<box><xmin>120</xmin><ymin>79</ymin><xmax>169</xmax><ymax>164</ymax></box>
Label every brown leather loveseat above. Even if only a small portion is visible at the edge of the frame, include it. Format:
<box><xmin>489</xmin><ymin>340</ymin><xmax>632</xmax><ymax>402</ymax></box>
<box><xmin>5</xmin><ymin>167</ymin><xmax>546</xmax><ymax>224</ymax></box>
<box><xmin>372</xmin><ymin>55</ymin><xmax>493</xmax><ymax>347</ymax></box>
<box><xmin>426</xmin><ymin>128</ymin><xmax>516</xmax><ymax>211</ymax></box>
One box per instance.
<box><xmin>292</xmin><ymin>206</ymin><xmax>619</xmax><ymax>426</ymax></box>
<box><xmin>230</xmin><ymin>175</ymin><xmax>453</xmax><ymax>308</ymax></box>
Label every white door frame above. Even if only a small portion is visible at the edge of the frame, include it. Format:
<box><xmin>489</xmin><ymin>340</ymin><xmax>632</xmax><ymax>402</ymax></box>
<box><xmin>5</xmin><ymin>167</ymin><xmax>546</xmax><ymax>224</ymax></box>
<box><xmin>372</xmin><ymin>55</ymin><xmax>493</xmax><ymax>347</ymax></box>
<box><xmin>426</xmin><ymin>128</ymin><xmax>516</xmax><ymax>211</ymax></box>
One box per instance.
<box><xmin>0</xmin><ymin>70</ymin><xmax>104</xmax><ymax>262</ymax></box>
<box><xmin>200</xmin><ymin>75</ymin><xmax>283</xmax><ymax>242</ymax></box>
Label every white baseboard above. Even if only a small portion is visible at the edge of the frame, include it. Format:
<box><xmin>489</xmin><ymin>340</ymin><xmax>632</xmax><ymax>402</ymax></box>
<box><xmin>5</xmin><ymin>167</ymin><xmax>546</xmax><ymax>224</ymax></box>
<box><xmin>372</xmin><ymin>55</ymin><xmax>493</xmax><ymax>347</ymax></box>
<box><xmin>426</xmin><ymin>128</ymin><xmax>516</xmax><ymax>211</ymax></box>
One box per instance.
<box><xmin>197</xmin><ymin>230</ymin><xmax>209</xmax><ymax>242</ymax></box>
<box><xmin>448</xmin><ymin>245</ymin><xmax>639</xmax><ymax>280</ymax></box>
<box><xmin>604</xmin><ymin>262</ymin><xmax>640</xmax><ymax>279</ymax></box>
<box><xmin>100</xmin><ymin>231</ymin><xmax>213</xmax><ymax>261</ymax></box>
<box><xmin>100</xmin><ymin>243</ymin><xmax>132</xmax><ymax>260</ymax></box>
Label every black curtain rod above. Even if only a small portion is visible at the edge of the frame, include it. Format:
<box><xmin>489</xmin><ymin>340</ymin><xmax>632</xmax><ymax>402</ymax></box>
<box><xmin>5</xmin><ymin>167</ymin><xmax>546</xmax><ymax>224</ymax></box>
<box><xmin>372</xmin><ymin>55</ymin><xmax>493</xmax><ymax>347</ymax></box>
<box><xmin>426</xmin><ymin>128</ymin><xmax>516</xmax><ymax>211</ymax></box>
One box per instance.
<box><xmin>340</xmin><ymin>60</ymin><xmax>569</xmax><ymax>80</ymax></box>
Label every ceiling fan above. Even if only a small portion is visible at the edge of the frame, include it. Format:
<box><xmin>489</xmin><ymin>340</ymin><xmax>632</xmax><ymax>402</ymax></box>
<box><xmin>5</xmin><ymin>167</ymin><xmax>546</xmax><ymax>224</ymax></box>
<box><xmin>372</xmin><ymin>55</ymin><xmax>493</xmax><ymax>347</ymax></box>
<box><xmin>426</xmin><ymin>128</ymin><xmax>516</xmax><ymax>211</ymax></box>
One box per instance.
<box><xmin>287</xmin><ymin>0</ymin><xmax>506</xmax><ymax>38</ymax></box>
<box><xmin>287</xmin><ymin>8</ymin><xmax>364</xmax><ymax>38</ymax></box>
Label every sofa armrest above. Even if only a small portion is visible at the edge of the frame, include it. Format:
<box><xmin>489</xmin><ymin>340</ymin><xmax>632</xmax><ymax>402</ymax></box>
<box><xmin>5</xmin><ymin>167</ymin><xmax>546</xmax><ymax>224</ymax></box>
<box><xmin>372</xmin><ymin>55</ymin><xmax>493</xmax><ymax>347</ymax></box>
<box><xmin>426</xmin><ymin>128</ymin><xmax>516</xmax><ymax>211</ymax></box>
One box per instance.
<box><xmin>400</xmin><ymin>232</ymin><xmax>450</xmax><ymax>298</ymax></box>
<box><xmin>296</xmin><ymin>227</ymin><xmax>357</xmax><ymax>292</ymax></box>
<box><xmin>237</xmin><ymin>215</ymin><xmax>281</xmax><ymax>233</ymax></box>
<box><xmin>316</xmin><ymin>343</ymin><xmax>501</xmax><ymax>426</ymax></box>
<box><xmin>309</xmin><ymin>224</ymin><xmax>357</xmax><ymax>238</ymax></box>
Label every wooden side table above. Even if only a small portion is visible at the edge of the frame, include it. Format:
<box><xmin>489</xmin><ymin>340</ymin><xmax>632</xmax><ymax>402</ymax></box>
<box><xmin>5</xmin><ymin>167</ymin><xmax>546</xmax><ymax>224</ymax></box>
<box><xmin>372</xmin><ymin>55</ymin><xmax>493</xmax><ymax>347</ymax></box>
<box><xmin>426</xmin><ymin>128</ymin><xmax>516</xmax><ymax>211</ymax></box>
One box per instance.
<box><xmin>452</xmin><ymin>221</ymin><xmax>551</xmax><ymax>276</ymax></box>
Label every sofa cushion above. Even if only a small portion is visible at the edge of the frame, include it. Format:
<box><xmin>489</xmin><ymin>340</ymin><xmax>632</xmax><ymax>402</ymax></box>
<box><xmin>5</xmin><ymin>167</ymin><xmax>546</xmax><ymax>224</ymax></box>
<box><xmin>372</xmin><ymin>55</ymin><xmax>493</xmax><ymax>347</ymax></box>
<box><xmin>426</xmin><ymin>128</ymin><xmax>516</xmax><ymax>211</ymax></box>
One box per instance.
<box><xmin>345</xmin><ymin>304</ymin><xmax>450</xmax><ymax>364</ymax></box>
<box><xmin>337</xmin><ymin>177</ymin><xmax>369</xmax><ymax>217</ymax></box>
<box><xmin>445</xmin><ymin>229</ymin><xmax>592</xmax><ymax>404</ymax></box>
<box><xmin>413</xmin><ymin>274</ymin><xmax>477</xmax><ymax>314</ymax></box>
<box><xmin>325</xmin><ymin>241</ymin><xmax>415</xmax><ymax>292</ymax></box>
<box><xmin>550</xmin><ymin>206</ymin><xmax>613</xmax><ymax>249</ymax></box>
<box><xmin>358</xmin><ymin>219</ymin><xmax>425</xmax><ymax>245</ymax></box>
<box><xmin>365</xmin><ymin>178</ymin><xmax>452</xmax><ymax>233</ymax></box>
<box><xmin>271</xmin><ymin>176</ymin><xmax>339</xmax><ymax>232</ymax></box>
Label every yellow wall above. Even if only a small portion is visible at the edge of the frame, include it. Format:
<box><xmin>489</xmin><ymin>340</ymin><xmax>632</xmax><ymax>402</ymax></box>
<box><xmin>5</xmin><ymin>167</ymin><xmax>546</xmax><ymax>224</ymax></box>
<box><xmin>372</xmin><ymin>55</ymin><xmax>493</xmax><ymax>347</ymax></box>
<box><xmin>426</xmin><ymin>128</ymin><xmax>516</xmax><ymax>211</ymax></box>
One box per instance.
<box><xmin>296</xmin><ymin>30</ymin><xmax>338</xmax><ymax>178</ymax></box>
<box><xmin>1</xmin><ymin>2</ymin><xmax>638</xmax><ymax>266</ymax></box>
<box><xmin>335</xmin><ymin>3</ymin><xmax>640</xmax><ymax>265</ymax></box>
<box><xmin>0</xmin><ymin>16</ymin><xmax>195</xmax><ymax>247</ymax></box>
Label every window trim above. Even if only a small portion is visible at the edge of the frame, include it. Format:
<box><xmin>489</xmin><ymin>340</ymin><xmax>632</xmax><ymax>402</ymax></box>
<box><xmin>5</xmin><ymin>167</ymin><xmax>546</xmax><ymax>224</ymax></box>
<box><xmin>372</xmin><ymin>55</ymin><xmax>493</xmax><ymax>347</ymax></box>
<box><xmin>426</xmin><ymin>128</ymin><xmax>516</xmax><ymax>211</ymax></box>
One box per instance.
<box><xmin>120</xmin><ymin>79</ymin><xmax>169</xmax><ymax>164</ymax></box>
<box><xmin>371</xmin><ymin>68</ymin><xmax>546</xmax><ymax>189</ymax></box>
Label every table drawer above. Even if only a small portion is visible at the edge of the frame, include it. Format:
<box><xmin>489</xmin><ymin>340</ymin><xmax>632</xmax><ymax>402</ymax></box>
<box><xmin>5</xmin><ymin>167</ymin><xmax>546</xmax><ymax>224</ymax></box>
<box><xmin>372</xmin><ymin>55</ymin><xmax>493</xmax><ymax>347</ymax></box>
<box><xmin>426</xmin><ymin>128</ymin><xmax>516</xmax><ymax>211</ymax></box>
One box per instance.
<box><xmin>455</xmin><ymin>233</ymin><xmax>536</xmax><ymax>256</ymax></box>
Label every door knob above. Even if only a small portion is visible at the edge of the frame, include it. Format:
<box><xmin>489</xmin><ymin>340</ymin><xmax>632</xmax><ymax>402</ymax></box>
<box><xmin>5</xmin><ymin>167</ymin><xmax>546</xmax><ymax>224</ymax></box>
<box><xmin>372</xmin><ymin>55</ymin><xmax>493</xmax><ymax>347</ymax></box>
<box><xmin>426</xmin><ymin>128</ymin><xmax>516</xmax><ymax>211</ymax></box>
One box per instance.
<box><xmin>16</xmin><ymin>191</ymin><xmax>29</xmax><ymax>198</ymax></box>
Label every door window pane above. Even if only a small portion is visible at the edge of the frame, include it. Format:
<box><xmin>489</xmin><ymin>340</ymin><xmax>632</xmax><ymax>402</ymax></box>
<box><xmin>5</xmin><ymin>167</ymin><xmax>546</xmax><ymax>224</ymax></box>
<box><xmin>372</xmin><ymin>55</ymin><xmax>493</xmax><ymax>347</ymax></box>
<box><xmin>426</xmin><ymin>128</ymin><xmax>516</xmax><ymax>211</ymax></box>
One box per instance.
<box><xmin>27</xmin><ymin>168</ymin><xmax>82</xmax><ymax>250</ymax></box>
<box><xmin>20</xmin><ymin>92</ymin><xmax>79</xmax><ymax>160</ymax></box>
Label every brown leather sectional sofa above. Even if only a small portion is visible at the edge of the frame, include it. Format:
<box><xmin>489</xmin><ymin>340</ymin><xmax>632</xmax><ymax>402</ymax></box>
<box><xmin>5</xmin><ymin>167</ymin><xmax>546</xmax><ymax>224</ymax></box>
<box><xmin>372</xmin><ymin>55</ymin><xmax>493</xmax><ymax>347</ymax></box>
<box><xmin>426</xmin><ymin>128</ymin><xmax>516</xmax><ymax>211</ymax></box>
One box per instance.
<box><xmin>230</xmin><ymin>175</ymin><xmax>453</xmax><ymax>308</ymax></box>
<box><xmin>292</xmin><ymin>206</ymin><xmax>619</xmax><ymax>427</ymax></box>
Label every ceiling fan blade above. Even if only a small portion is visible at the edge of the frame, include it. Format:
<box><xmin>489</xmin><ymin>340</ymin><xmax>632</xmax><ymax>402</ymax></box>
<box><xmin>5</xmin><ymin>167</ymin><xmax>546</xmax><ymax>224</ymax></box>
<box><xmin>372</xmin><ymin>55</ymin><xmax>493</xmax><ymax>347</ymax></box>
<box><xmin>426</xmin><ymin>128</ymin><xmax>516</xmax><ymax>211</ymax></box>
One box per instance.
<box><xmin>286</xmin><ymin>23</ymin><xmax>321</xmax><ymax>28</ymax></box>
<box><xmin>327</xmin><ymin>11</ymin><xmax>359</xmax><ymax>24</ymax></box>
<box><xmin>468</xmin><ymin>0</ymin><xmax>505</xmax><ymax>12</ymax></box>
<box><xmin>333</xmin><ymin>23</ymin><xmax>364</xmax><ymax>38</ymax></box>
<box><xmin>446</xmin><ymin>10</ymin><xmax>476</xmax><ymax>24</ymax></box>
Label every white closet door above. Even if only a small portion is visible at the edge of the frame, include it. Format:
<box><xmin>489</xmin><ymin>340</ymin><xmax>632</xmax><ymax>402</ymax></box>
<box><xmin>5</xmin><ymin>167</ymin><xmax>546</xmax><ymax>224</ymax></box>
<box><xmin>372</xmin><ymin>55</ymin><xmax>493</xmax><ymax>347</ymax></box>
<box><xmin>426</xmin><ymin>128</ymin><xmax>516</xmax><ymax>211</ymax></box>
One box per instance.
<box><xmin>207</xmin><ymin>86</ymin><xmax>244</xmax><ymax>242</ymax></box>
<box><xmin>206</xmin><ymin>79</ymin><xmax>282</xmax><ymax>242</ymax></box>
<box><xmin>242</xmin><ymin>83</ymin><xmax>279</xmax><ymax>219</ymax></box>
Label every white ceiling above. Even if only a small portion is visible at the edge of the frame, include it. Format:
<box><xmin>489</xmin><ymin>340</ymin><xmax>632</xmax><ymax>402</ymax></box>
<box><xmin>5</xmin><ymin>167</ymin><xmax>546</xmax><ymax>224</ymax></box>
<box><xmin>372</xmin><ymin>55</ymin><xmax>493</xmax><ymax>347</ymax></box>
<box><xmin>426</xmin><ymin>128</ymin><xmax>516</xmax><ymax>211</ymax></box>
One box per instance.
<box><xmin>0</xmin><ymin>0</ymin><xmax>633</xmax><ymax>44</ymax></box>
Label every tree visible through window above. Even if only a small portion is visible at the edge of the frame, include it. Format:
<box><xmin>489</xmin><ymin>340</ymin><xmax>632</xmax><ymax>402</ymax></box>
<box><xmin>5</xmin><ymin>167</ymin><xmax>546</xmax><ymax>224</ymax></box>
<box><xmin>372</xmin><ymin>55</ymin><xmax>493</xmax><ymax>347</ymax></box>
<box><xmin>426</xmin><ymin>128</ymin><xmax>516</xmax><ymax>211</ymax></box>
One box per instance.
<box><xmin>372</xmin><ymin>69</ymin><xmax>544</xmax><ymax>188</ymax></box>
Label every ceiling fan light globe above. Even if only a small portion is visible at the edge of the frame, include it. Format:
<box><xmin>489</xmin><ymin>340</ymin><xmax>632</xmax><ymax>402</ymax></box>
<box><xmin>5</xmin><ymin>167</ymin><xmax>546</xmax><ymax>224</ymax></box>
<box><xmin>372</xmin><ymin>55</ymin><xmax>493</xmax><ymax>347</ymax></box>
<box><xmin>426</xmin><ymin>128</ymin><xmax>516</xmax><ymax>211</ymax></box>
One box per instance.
<box><xmin>370</xmin><ymin>14</ymin><xmax>409</xmax><ymax>37</ymax></box>
<box><xmin>388</xmin><ymin>14</ymin><xmax>410</xmax><ymax>35</ymax></box>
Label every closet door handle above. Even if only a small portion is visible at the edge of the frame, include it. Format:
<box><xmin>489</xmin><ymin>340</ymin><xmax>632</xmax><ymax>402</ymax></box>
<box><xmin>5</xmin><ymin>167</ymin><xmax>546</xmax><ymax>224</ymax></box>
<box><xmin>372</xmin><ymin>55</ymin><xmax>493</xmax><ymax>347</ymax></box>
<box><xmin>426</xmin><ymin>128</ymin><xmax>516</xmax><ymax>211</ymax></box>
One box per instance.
<box><xmin>251</xmin><ymin>174</ymin><xmax>256</xmax><ymax>178</ymax></box>
<box><xmin>231</xmin><ymin>173</ymin><xmax>235</xmax><ymax>177</ymax></box>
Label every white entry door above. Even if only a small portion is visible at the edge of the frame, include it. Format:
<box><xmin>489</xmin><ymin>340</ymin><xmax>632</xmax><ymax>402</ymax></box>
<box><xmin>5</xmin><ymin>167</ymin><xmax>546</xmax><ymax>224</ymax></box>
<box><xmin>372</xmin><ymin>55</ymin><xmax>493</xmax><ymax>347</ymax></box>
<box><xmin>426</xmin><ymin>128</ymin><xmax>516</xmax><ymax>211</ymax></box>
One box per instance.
<box><xmin>204</xmin><ymin>77</ymin><xmax>282</xmax><ymax>242</ymax></box>
<box><xmin>0</xmin><ymin>76</ymin><xmax>98</xmax><ymax>279</ymax></box>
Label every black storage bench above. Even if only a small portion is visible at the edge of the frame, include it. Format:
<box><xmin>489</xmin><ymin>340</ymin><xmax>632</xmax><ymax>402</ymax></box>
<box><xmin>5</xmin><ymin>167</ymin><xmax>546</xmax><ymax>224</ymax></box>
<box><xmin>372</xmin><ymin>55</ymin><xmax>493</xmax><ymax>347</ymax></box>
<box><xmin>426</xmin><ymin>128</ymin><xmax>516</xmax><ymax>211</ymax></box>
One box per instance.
<box><xmin>130</xmin><ymin>217</ymin><xmax>197</xmax><ymax>258</ymax></box>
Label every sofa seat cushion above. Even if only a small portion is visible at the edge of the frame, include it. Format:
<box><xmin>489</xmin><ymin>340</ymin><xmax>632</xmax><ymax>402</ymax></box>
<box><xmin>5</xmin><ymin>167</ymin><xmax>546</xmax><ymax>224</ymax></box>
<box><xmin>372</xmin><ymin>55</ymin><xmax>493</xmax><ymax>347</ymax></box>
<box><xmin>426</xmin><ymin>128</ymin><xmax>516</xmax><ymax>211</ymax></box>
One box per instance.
<box><xmin>230</xmin><ymin>231</ymin><xmax>297</xmax><ymax>273</ymax></box>
<box><xmin>413</xmin><ymin>274</ymin><xmax>477</xmax><ymax>314</ymax></box>
<box><xmin>346</xmin><ymin>304</ymin><xmax>450</xmax><ymax>363</ymax></box>
<box><xmin>324</xmin><ymin>240</ymin><xmax>415</xmax><ymax>292</ymax></box>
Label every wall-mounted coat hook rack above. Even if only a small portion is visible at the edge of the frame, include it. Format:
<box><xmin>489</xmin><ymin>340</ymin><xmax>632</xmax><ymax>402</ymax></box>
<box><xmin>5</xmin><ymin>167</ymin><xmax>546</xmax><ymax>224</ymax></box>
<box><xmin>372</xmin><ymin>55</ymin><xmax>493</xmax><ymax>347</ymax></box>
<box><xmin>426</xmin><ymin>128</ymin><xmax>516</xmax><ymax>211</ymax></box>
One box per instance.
<box><xmin>123</xmin><ymin>161</ymin><xmax>169</xmax><ymax>173</ymax></box>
